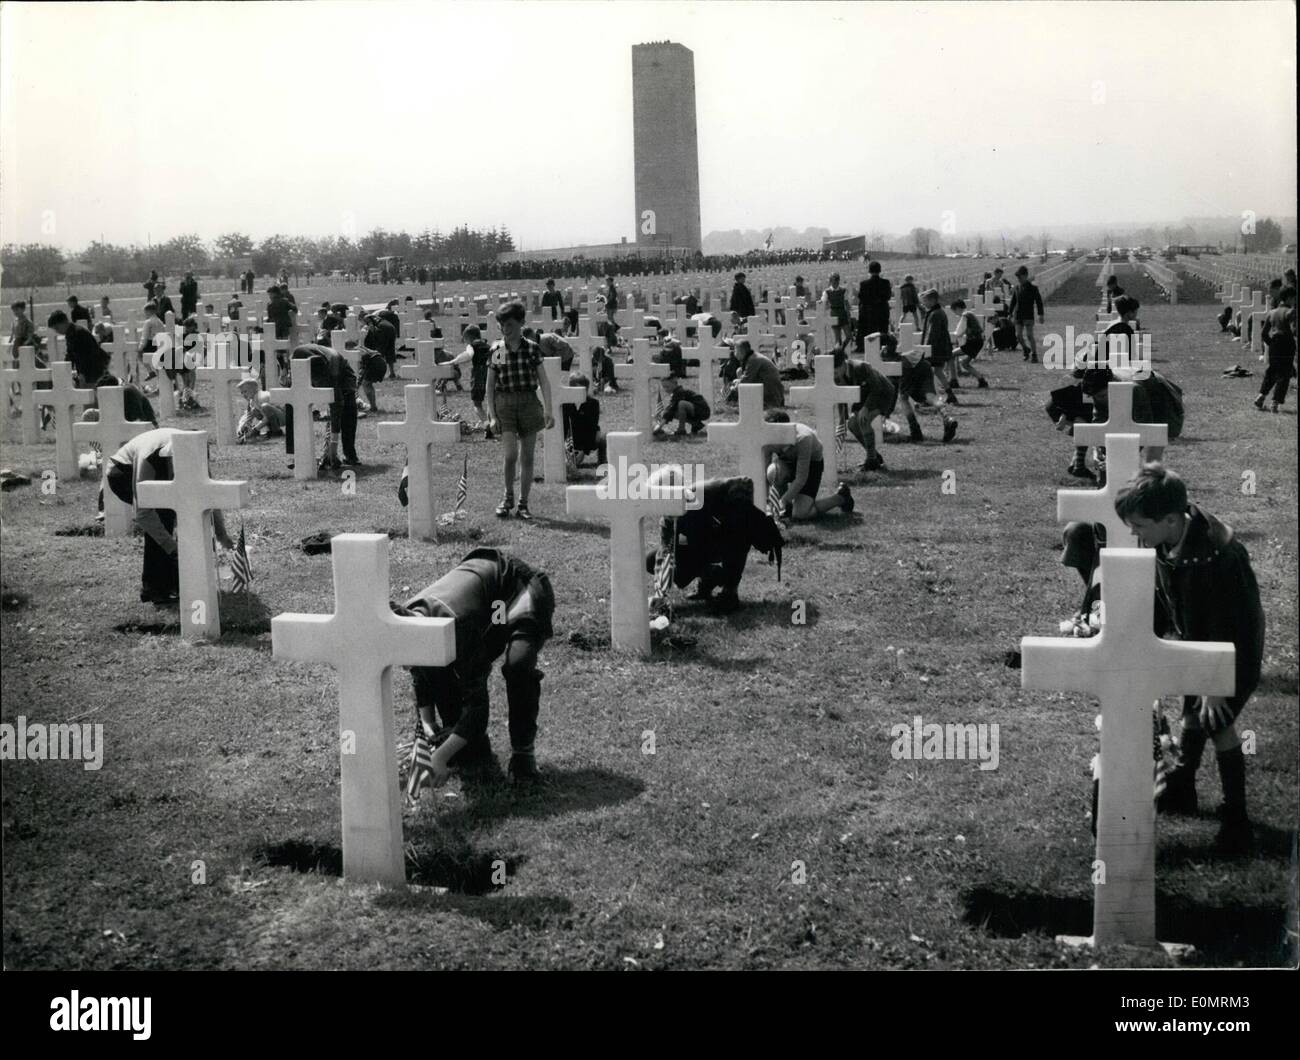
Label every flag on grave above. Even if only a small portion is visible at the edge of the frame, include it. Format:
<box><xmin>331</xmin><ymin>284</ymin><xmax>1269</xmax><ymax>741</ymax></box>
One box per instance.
<box><xmin>767</xmin><ymin>480</ymin><xmax>787</xmax><ymax>528</ymax></box>
<box><xmin>563</xmin><ymin>430</ymin><xmax>578</xmax><ymax>472</ymax></box>
<box><xmin>229</xmin><ymin>523</ymin><xmax>253</xmax><ymax>593</ymax></box>
<box><xmin>454</xmin><ymin>454</ymin><xmax>468</xmax><ymax>511</ymax></box>
<box><xmin>653</xmin><ymin>519</ymin><xmax>677</xmax><ymax>601</ymax></box>
<box><xmin>834</xmin><ymin>416</ymin><xmax>847</xmax><ymax>458</ymax></box>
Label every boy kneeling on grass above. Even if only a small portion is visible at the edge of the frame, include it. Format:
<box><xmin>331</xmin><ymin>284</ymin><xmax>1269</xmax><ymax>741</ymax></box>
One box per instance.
<box><xmin>561</xmin><ymin>373</ymin><xmax>606</xmax><ymax>467</ymax></box>
<box><xmin>1114</xmin><ymin>464</ymin><xmax>1264</xmax><ymax>855</ymax></box>
<box><xmin>652</xmin><ymin>375</ymin><xmax>710</xmax><ymax>438</ymax></box>
<box><xmin>763</xmin><ymin>411</ymin><xmax>854</xmax><ymax>520</ymax></box>
<box><xmin>394</xmin><ymin>548</ymin><xmax>555</xmax><ymax>793</ymax></box>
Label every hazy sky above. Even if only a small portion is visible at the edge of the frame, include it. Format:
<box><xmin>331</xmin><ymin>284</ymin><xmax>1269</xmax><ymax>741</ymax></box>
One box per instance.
<box><xmin>1</xmin><ymin>1</ymin><xmax>1295</xmax><ymax>251</ymax></box>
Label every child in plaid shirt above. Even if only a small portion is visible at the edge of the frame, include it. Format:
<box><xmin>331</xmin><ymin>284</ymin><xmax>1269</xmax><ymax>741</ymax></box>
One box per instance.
<box><xmin>486</xmin><ymin>301</ymin><xmax>554</xmax><ymax>520</ymax></box>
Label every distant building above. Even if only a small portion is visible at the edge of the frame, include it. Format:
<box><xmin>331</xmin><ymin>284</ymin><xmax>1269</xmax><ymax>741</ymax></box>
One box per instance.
<box><xmin>497</xmin><ymin>238</ymin><xmax>693</xmax><ymax>264</ymax></box>
<box><xmin>823</xmin><ymin>235</ymin><xmax>867</xmax><ymax>256</ymax></box>
<box><xmin>632</xmin><ymin>42</ymin><xmax>702</xmax><ymax>254</ymax></box>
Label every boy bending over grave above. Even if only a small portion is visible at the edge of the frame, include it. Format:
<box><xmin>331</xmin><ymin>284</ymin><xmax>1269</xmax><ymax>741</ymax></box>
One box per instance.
<box><xmin>949</xmin><ymin>299</ymin><xmax>989</xmax><ymax>389</ymax></box>
<box><xmin>394</xmin><ymin>547</ymin><xmax>555</xmax><ymax>790</ymax></box>
<box><xmin>1114</xmin><ymin>464</ymin><xmax>1265</xmax><ymax>855</ymax></box>
<box><xmin>763</xmin><ymin>411</ymin><xmax>854</xmax><ymax>520</ymax></box>
<box><xmin>106</xmin><ymin>428</ymin><xmax>234</xmax><ymax>603</ymax></box>
<box><xmin>895</xmin><ymin>344</ymin><xmax>959</xmax><ymax>444</ymax></box>
<box><xmin>832</xmin><ymin>348</ymin><xmax>896</xmax><ymax>472</ymax></box>
<box><xmin>447</xmin><ymin>324</ymin><xmax>493</xmax><ymax>433</ymax></box>
<box><xmin>235</xmin><ymin>377</ymin><xmax>286</xmax><ymax>442</ymax></box>
<box><xmin>652</xmin><ymin>375</ymin><xmax>710</xmax><ymax>438</ymax></box>
<box><xmin>561</xmin><ymin>373</ymin><xmax>606</xmax><ymax>466</ymax></box>
<box><xmin>644</xmin><ymin>470</ymin><xmax>784</xmax><ymax>613</ymax></box>
<box><xmin>285</xmin><ymin>344</ymin><xmax>360</xmax><ymax>473</ymax></box>
<box><xmin>1066</xmin><ymin>365</ymin><xmax>1182</xmax><ymax>484</ymax></box>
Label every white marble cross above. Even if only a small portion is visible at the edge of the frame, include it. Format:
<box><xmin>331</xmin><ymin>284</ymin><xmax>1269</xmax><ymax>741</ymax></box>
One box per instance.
<box><xmin>789</xmin><ymin>356</ymin><xmax>859</xmax><ymax>466</ymax></box>
<box><xmin>194</xmin><ymin>335</ymin><xmax>246</xmax><ymax>446</ymax></box>
<box><xmin>271</xmin><ymin>534</ymin><xmax>456</xmax><ymax>885</ymax></box>
<box><xmin>1073</xmin><ymin>382</ymin><xmax>1168</xmax><ymax>451</ymax></box>
<box><xmin>72</xmin><ymin>386</ymin><xmax>154</xmax><ymax>536</ymax></box>
<box><xmin>376</xmin><ymin>385</ymin><xmax>461</xmax><ymax>541</ymax></box>
<box><xmin>895</xmin><ymin>322</ymin><xmax>921</xmax><ymax>355</ymax></box>
<box><xmin>397</xmin><ymin>339</ymin><xmax>453</xmax><ymax>386</ymax></box>
<box><xmin>565</xmin><ymin>431</ymin><xmax>689</xmax><ymax>656</ymax></box>
<box><xmin>1021</xmin><ymin>548</ymin><xmax>1235</xmax><ymax>949</ymax></box>
<box><xmin>708</xmin><ymin>383</ymin><xmax>799</xmax><ymax>509</ymax></box>
<box><xmin>102</xmin><ymin>330</ymin><xmax>132</xmax><ymax>383</ymax></box>
<box><xmin>135</xmin><ymin>430</ymin><xmax>251</xmax><ymax>640</ymax></box>
<box><xmin>269</xmin><ymin>358</ymin><xmax>335</xmax><ymax>481</ymax></box>
<box><xmin>3</xmin><ymin>345</ymin><xmax>52</xmax><ymax>444</ymax></box>
<box><xmin>540</xmin><ymin>357</ymin><xmax>588</xmax><ymax>483</ymax></box>
<box><xmin>614</xmin><ymin>339</ymin><xmax>672</xmax><ymax>433</ymax></box>
<box><xmin>1247</xmin><ymin>299</ymin><xmax>1269</xmax><ymax>355</ymax></box>
<box><xmin>562</xmin><ymin>329</ymin><xmax>596</xmax><ymax>382</ymax></box>
<box><xmin>862</xmin><ymin>333</ymin><xmax>903</xmax><ymax>379</ymax></box>
<box><xmin>689</xmin><ymin>342</ymin><xmax>732</xmax><ymax>413</ymax></box>
<box><xmin>1057</xmin><ymin>433</ymin><xmax>1141</xmax><ymax>547</ymax></box>
<box><xmin>34</xmin><ymin>363</ymin><xmax>95</xmax><ymax>479</ymax></box>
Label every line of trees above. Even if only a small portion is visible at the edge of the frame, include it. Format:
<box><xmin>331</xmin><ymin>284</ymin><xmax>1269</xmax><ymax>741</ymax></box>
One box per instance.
<box><xmin>1</xmin><ymin>225</ymin><xmax>517</xmax><ymax>288</ymax></box>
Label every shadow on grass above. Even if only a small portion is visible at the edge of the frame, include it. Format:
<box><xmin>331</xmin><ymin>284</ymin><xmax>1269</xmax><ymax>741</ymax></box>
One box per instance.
<box><xmin>373</xmin><ymin>888</ymin><xmax>574</xmax><ymax>930</ymax></box>
<box><xmin>721</xmin><ymin>597</ymin><xmax>818</xmax><ymax>630</ymax></box>
<box><xmin>529</xmin><ymin>515</ymin><xmax>609</xmax><ymax>537</ymax></box>
<box><xmin>113</xmin><ymin>592</ymin><xmax>272</xmax><ymax>640</ymax></box>
<box><xmin>861</xmin><ymin>467</ymin><xmax>942</xmax><ymax>487</ymax></box>
<box><xmin>1256</xmin><ymin>670</ymin><xmax>1299</xmax><ymax>696</ymax></box>
<box><xmin>1160</xmin><ymin>821</ymin><xmax>1296</xmax><ymax>868</ymax></box>
<box><xmin>449</xmin><ymin>766</ymin><xmax>646</xmax><ymax>824</ymax></box>
<box><xmin>961</xmin><ymin>882</ymin><xmax>1293</xmax><ymax>966</ymax></box>
<box><xmin>254</xmin><ymin>837</ymin><xmax>531</xmax><ymax>898</ymax></box>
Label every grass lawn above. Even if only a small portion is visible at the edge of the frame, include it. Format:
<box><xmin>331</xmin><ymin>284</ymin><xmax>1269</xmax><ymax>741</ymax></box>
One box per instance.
<box><xmin>1</xmin><ymin>300</ymin><xmax>1295</xmax><ymax>970</ymax></box>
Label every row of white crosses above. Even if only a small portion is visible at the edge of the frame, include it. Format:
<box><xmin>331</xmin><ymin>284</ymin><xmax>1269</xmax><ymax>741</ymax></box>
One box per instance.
<box><xmin>1021</xmin><ymin>383</ymin><xmax>1233</xmax><ymax>953</ymax></box>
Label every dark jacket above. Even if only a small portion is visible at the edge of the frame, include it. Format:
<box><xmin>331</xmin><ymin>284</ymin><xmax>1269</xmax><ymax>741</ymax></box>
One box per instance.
<box><xmin>1009</xmin><ymin>281</ymin><xmax>1043</xmax><ymax>322</ymax></box>
<box><xmin>738</xmin><ymin>352</ymin><xmax>785</xmax><ymax>408</ymax></box>
<box><xmin>402</xmin><ymin>548</ymin><xmax>554</xmax><ymax>741</ymax></box>
<box><xmin>841</xmin><ymin>360</ymin><xmax>897</xmax><ymax>417</ymax></box>
<box><xmin>1155</xmin><ymin>505</ymin><xmax>1264</xmax><ymax>716</ymax></box>
<box><xmin>563</xmin><ymin>397</ymin><xmax>601</xmax><ymax>451</ymax></box>
<box><xmin>65</xmin><ymin>326</ymin><xmax>111</xmax><ymax>386</ymax></box>
<box><xmin>541</xmin><ymin>289</ymin><xmax>565</xmax><ymax>318</ymax></box>
<box><xmin>857</xmin><ymin>276</ymin><xmax>892</xmax><ymax>331</ymax></box>
<box><xmin>648</xmin><ymin>476</ymin><xmax>784</xmax><ymax>594</ymax></box>
<box><xmin>730</xmin><ymin>282</ymin><xmax>756</xmax><ymax>320</ymax></box>
<box><xmin>922</xmin><ymin>305</ymin><xmax>953</xmax><ymax>363</ymax></box>
<box><xmin>664</xmin><ymin>384</ymin><xmax>710</xmax><ymax>422</ymax></box>
<box><xmin>293</xmin><ymin>344</ymin><xmax>357</xmax><ymax>396</ymax></box>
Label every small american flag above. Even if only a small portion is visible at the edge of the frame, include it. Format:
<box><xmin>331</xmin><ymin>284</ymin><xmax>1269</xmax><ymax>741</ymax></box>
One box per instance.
<box><xmin>453</xmin><ymin>454</ymin><xmax>468</xmax><ymax>511</ymax></box>
<box><xmin>835</xmin><ymin>415</ymin><xmax>847</xmax><ymax>458</ymax></box>
<box><xmin>767</xmin><ymin>480</ymin><xmax>787</xmax><ymax>528</ymax></box>
<box><xmin>653</xmin><ymin>517</ymin><xmax>677</xmax><ymax>602</ymax></box>
<box><xmin>563</xmin><ymin>430</ymin><xmax>578</xmax><ymax>471</ymax></box>
<box><xmin>229</xmin><ymin>524</ymin><xmax>253</xmax><ymax>593</ymax></box>
<box><xmin>654</xmin><ymin>389</ymin><xmax>666</xmax><ymax>422</ymax></box>
<box><xmin>438</xmin><ymin>393</ymin><xmax>452</xmax><ymax>420</ymax></box>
